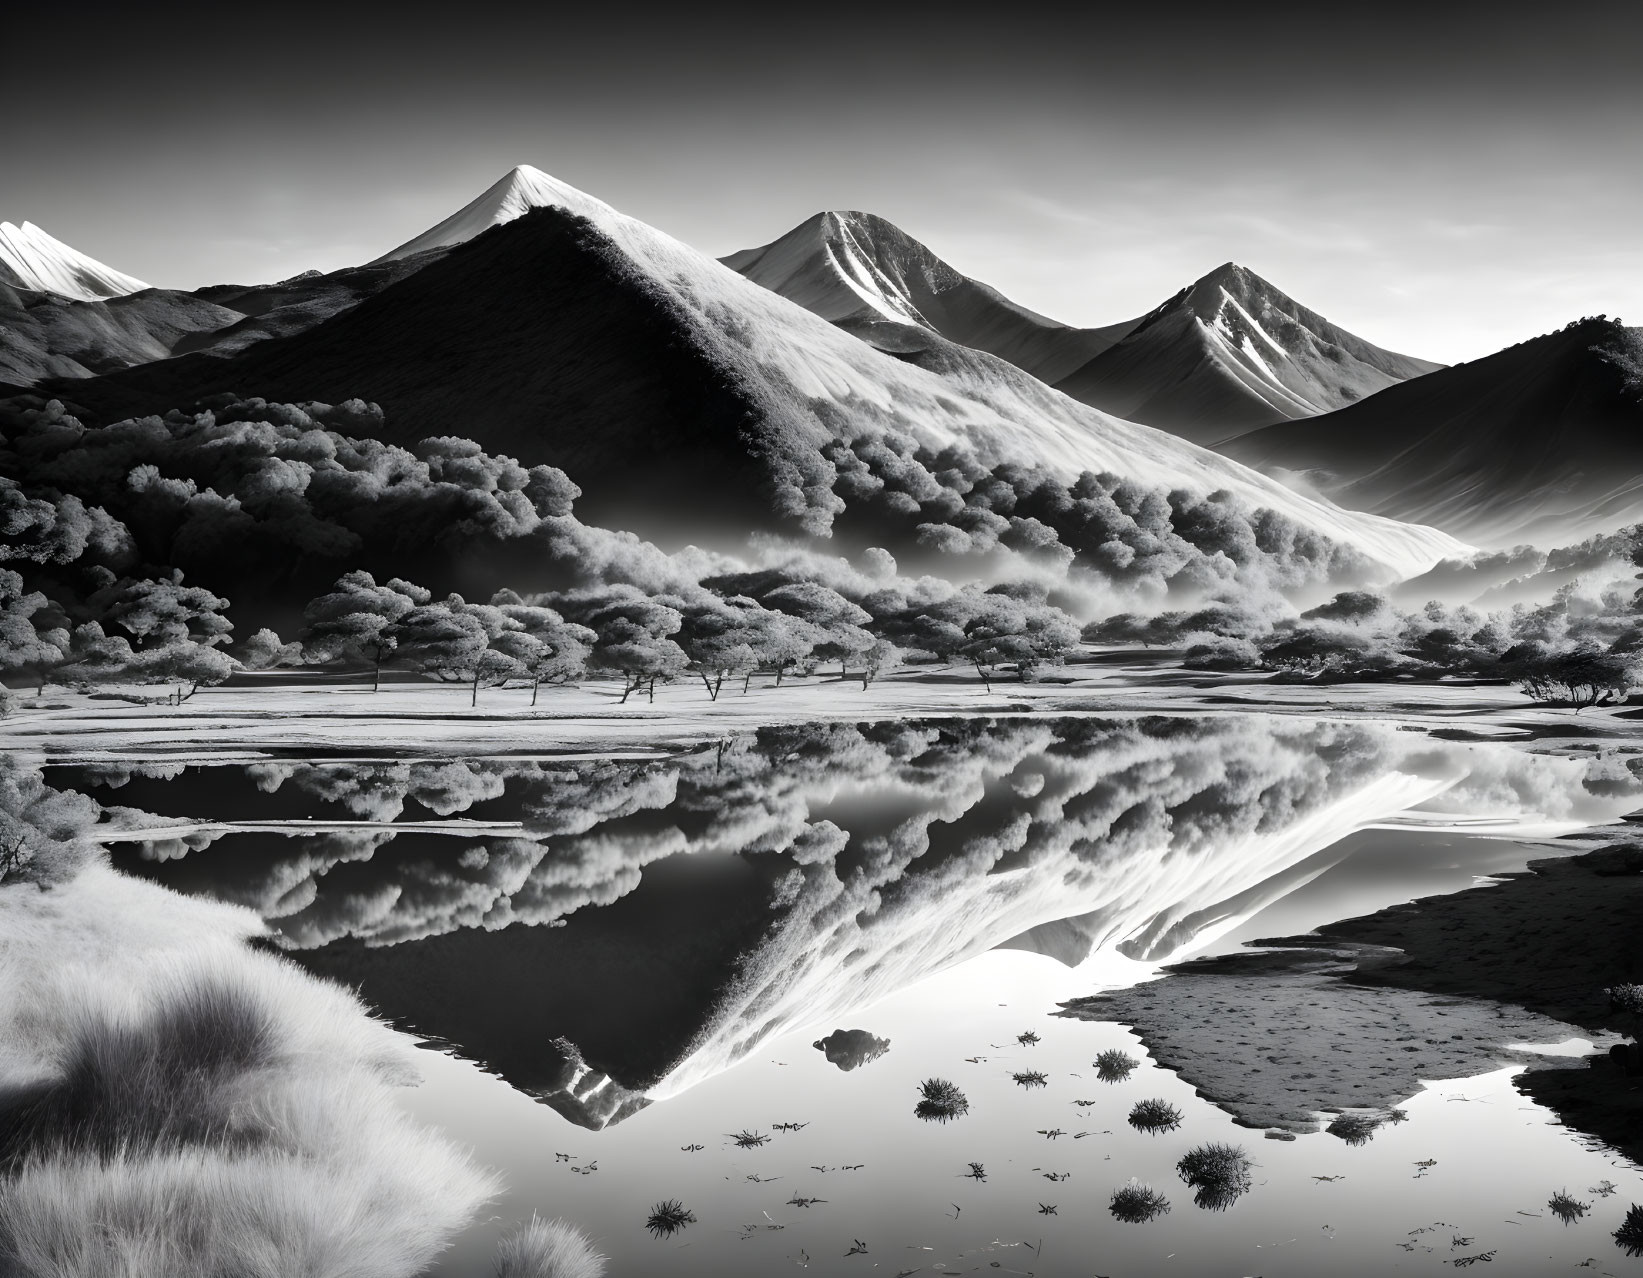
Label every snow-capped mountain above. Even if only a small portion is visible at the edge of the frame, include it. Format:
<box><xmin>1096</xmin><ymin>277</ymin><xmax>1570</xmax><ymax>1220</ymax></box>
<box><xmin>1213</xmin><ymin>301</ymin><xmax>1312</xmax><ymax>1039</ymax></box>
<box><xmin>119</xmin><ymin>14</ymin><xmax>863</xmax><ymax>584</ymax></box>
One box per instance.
<box><xmin>1225</xmin><ymin>318</ymin><xmax>1643</xmax><ymax>547</ymax></box>
<box><xmin>722</xmin><ymin>210</ymin><xmax>1136</xmax><ymax>384</ymax></box>
<box><xmin>38</xmin><ymin>166</ymin><xmax>1467</xmax><ymax>579</ymax></box>
<box><xmin>1053</xmin><ymin>262</ymin><xmax>1442</xmax><ymax>445</ymax></box>
<box><xmin>371</xmin><ymin>164</ymin><xmax>609</xmax><ymax>262</ymax></box>
<box><xmin>0</xmin><ymin>220</ymin><xmax>149</xmax><ymax>300</ymax></box>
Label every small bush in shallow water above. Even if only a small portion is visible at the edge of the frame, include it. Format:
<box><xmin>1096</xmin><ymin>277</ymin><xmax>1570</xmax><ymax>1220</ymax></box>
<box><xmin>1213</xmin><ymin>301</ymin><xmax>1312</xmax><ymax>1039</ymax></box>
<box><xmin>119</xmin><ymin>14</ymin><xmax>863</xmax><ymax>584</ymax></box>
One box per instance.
<box><xmin>1616</xmin><ymin>1203</ymin><xmax>1643</xmax><ymax>1256</ymax></box>
<box><xmin>1109</xmin><ymin>1180</ymin><xmax>1170</xmax><ymax>1222</ymax></box>
<box><xmin>1547</xmin><ymin>1189</ymin><xmax>1590</xmax><ymax>1225</ymax></box>
<box><xmin>1326</xmin><ymin>1113</ymin><xmax>1383</xmax><ymax>1146</ymax></box>
<box><xmin>495</xmin><ymin>1216</ymin><xmax>605</xmax><ymax>1277</ymax></box>
<box><xmin>1012</xmin><ymin>1070</ymin><xmax>1048</xmax><ymax>1088</ymax></box>
<box><xmin>1095</xmin><ymin>1049</ymin><xmax>1138</xmax><ymax>1082</ymax></box>
<box><xmin>729</xmin><ymin>1130</ymin><xmax>769</xmax><ymax>1149</ymax></box>
<box><xmin>915</xmin><ymin>1078</ymin><xmax>969</xmax><ymax>1123</ymax></box>
<box><xmin>1127</xmin><ymin>1098</ymin><xmax>1183</xmax><ymax>1133</ymax></box>
<box><xmin>1177</xmin><ymin>1143</ymin><xmax>1253</xmax><ymax>1210</ymax></box>
<box><xmin>645</xmin><ymin>1200</ymin><xmax>696</xmax><ymax>1240</ymax></box>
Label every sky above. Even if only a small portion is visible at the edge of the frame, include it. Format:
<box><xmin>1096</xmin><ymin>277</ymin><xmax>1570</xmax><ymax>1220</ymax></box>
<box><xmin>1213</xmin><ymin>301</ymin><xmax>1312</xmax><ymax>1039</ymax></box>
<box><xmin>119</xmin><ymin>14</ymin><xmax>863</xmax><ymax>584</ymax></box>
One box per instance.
<box><xmin>5</xmin><ymin>1</ymin><xmax>1641</xmax><ymax>364</ymax></box>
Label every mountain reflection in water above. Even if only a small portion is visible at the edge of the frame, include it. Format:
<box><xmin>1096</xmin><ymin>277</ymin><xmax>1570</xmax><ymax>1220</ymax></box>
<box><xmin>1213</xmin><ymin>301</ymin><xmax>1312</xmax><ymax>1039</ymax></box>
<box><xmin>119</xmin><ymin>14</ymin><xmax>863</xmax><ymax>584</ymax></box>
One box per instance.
<box><xmin>97</xmin><ymin>714</ymin><xmax>1637</xmax><ymax>1128</ymax></box>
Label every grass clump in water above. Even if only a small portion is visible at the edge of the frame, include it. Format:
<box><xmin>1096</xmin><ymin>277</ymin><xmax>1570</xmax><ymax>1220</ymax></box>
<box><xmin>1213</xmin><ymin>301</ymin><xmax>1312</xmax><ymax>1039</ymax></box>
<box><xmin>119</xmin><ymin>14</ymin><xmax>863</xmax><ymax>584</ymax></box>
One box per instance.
<box><xmin>1012</xmin><ymin>1070</ymin><xmax>1048</xmax><ymax>1089</ymax></box>
<box><xmin>1176</xmin><ymin>1142</ymin><xmax>1253</xmax><ymax>1210</ymax></box>
<box><xmin>1109</xmin><ymin>1180</ymin><xmax>1170</xmax><ymax>1223</ymax></box>
<box><xmin>729</xmin><ymin>1129</ymin><xmax>769</xmax><ymax>1149</ymax></box>
<box><xmin>1615</xmin><ymin>1203</ymin><xmax>1643</xmax><ymax>1256</ymax></box>
<box><xmin>1095</xmin><ymin>1049</ymin><xmax>1138</xmax><ymax>1082</ymax></box>
<box><xmin>1326</xmin><ymin>1112</ymin><xmax>1383</xmax><ymax>1146</ymax></box>
<box><xmin>494</xmin><ymin>1215</ymin><xmax>605</xmax><ymax>1277</ymax></box>
<box><xmin>1547</xmin><ymin>1189</ymin><xmax>1590</xmax><ymax>1225</ymax></box>
<box><xmin>644</xmin><ymin>1200</ymin><xmax>697</xmax><ymax>1240</ymax></box>
<box><xmin>1127</xmin><ymin>1098</ymin><xmax>1183</xmax><ymax>1133</ymax></box>
<box><xmin>914</xmin><ymin>1078</ymin><xmax>969</xmax><ymax>1123</ymax></box>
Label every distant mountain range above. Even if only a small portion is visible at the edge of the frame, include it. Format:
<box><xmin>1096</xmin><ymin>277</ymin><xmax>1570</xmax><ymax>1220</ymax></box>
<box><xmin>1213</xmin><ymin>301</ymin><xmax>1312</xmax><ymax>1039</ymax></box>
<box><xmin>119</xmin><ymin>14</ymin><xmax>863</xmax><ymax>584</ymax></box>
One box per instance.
<box><xmin>720</xmin><ymin>210</ymin><xmax>1135</xmax><ymax>385</ymax></box>
<box><xmin>725</xmin><ymin>216</ymin><xmax>1440</xmax><ymax>445</ymax></box>
<box><xmin>0</xmin><ymin>166</ymin><xmax>1462</xmax><ymax>578</ymax></box>
<box><xmin>1225</xmin><ymin>318</ymin><xmax>1643</xmax><ymax>547</ymax></box>
<box><xmin>5</xmin><ymin>169</ymin><xmax>1638</xmax><ymax>555</ymax></box>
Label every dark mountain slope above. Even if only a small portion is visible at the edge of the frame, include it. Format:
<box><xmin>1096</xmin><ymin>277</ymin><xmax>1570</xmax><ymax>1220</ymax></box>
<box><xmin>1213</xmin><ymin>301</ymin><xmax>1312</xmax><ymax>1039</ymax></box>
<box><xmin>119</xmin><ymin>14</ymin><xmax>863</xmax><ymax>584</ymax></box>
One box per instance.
<box><xmin>0</xmin><ymin>284</ymin><xmax>242</xmax><ymax>383</ymax></box>
<box><xmin>1224</xmin><ymin>318</ymin><xmax>1643</xmax><ymax>546</ymax></box>
<box><xmin>1054</xmin><ymin>263</ymin><xmax>1441</xmax><ymax>445</ymax></box>
<box><xmin>22</xmin><ymin>209</ymin><xmax>796</xmax><ymax>535</ymax></box>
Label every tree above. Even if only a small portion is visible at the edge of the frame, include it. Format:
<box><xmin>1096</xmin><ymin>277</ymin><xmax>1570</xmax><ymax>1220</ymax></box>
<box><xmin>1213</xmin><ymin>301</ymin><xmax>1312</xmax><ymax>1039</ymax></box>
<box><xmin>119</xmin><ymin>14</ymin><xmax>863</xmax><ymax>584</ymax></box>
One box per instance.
<box><xmin>240</xmin><ymin>627</ymin><xmax>304</xmax><ymax>671</ymax></box>
<box><xmin>1512</xmin><ymin>643</ymin><xmax>1636</xmax><ymax>710</ymax></box>
<box><xmin>392</xmin><ymin>597</ymin><xmax>521</xmax><ymax>707</ymax></box>
<box><xmin>669</xmin><ymin>595</ymin><xmax>765</xmax><ymax>701</ymax></box>
<box><xmin>0</xmin><ymin>569</ymin><xmax>69</xmax><ymax>689</ymax></box>
<box><xmin>301</xmin><ymin>571</ymin><xmax>430</xmax><ymax>691</ymax></box>
<box><xmin>487</xmin><ymin>591</ymin><xmax>594</xmax><ymax>705</ymax></box>
<box><xmin>571</xmin><ymin>588</ymin><xmax>688</xmax><ymax>704</ymax></box>
<box><xmin>762</xmin><ymin>582</ymin><xmax>874</xmax><ymax>680</ymax></box>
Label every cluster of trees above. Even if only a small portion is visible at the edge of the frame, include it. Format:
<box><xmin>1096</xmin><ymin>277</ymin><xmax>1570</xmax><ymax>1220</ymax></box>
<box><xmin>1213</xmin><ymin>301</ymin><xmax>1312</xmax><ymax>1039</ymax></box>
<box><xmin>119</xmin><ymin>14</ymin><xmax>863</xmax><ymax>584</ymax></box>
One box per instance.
<box><xmin>282</xmin><ymin>570</ymin><xmax>1079</xmax><ymax>703</ymax></box>
<box><xmin>0</xmin><ymin>395</ymin><xmax>580</xmax><ymax>581</ymax></box>
<box><xmin>823</xmin><ymin>431</ymin><xmax>1371</xmax><ymax>598</ymax></box>
<box><xmin>2</xmin><ymin>565</ymin><xmax>234</xmax><ymax>700</ymax></box>
<box><xmin>1092</xmin><ymin>562</ymin><xmax>1643</xmax><ymax>708</ymax></box>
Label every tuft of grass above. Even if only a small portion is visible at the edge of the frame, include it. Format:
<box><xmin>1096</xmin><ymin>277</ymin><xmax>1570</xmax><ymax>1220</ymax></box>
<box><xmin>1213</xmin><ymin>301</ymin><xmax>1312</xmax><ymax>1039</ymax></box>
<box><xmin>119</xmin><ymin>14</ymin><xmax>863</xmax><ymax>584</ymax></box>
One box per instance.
<box><xmin>1547</xmin><ymin>1189</ymin><xmax>1590</xmax><ymax>1226</ymax></box>
<box><xmin>914</xmin><ymin>1078</ymin><xmax>969</xmax><ymax>1123</ymax></box>
<box><xmin>1109</xmin><ymin>1180</ymin><xmax>1170</xmax><ymax>1223</ymax></box>
<box><xmin>1017</xmin><ymin>1030</ymin><xmax>1040</xmax><ymax>1046</ymax></box>
<box><xmin>0</xmin><ymin>864</ymin><xmax>496</xmax><ymax>1277</ymax></box>
<box><xmin>1095</xmin><ymin>1049</ymin><xmax>1138</xmax><ymax>1082</ymax></box>
<box><xmin>1326</xmin><ymin>1113</ymin><xmax>1383</xmax><ymax>1146</ymax></box>
<box><xmin>1</xmin><ymin>972</ymin><xmax>278</xmax><ymax>1167</ymax></box>
<box><xmin>1177</xmin><ymin>1143</ymin><xmax>1253</xmax><ymax>1211</ymax></box>
<box><xmin>1127</xmin><ymin>1098</ymin><xmax>1183</xmax><ymax>1133</ymax></box>
<box><xmin>729</xmin><ymin>1130</ymin><xmax>769</xmax><ymax>1149</ymax></box>
<box><xmin>964</xmin><ymin>1161</ymin><xmax>987</xmax><ymax>1181</ymax></box>
<box><xmin>495</xmin><ymin>1215</ymin><xmax>605</xmax><ymax>1278</ymax></box>
<box><xmin>1012</xmin><ymin>1070</ymin><xmax>1048</xmax><ymax>1089</ymax></box>
<box><xmin>1615</xmin><ymin>1203</ymin><xmax>1643</xmax><ymax>1257</ymax></box>
<box><xmin>644</xmin><ymin>1200</ymin><xmax>696</xmax><ymax>1240</ymax></box>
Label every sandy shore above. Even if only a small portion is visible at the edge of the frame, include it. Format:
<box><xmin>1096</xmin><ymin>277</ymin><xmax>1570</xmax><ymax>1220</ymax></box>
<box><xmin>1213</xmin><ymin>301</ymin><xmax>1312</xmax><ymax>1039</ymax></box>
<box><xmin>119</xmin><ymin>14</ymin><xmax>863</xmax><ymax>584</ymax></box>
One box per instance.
<box><xmin>1063</xmin><ymin>844</ymin><xmax>1643</xmax><ymax>1160</ymax></box>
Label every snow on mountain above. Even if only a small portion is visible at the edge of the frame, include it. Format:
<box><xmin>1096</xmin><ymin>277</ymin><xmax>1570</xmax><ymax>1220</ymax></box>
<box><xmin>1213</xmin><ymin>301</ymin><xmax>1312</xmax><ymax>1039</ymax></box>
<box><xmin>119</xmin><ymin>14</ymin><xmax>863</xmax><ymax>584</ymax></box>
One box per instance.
<box><xmin>0</xmin><ymin>220</ymin><xmax>149</xmax><ymax>300</ymax></box>
<box><xmin>362</xmin><ymin>168</ymin><xmax>1462</xmax><ymax>578</ymax></box>
<box><xmin>723</xmin><ymin>210</ymin><xmax>1136</xmax><ymax>384</ymax></box>
<box><xmin>371</xmin><ymin>164</ymin><xmax>612</xmax><ymax>262</ymax></box>
<box><xmin>45</xmin><ymin>167</ymin><xmax>1468</xmax><ymax>580</ymax></box>
<box><xmin>1054</xmin><ymin>262</ymin><xmax>1442</xmax><ymax>446</ymax></box>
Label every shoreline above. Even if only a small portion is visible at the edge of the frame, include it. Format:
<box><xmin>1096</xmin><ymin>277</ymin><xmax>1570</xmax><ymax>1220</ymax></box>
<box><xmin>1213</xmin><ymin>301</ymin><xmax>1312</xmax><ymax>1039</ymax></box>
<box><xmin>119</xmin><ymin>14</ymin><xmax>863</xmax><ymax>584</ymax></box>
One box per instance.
<box><xmin>1064</xmin><ymin>844</ymin><xmax>1643</xmax><ymax>1161</ymax></box>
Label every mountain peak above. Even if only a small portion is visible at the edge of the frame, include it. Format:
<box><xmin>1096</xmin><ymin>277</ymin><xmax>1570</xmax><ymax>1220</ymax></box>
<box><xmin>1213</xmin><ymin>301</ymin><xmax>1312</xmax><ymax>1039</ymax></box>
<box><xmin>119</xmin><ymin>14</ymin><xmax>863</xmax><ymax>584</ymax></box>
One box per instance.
<box><xmin>0</xmin><ymin>220</ymin><xmax>149</xmax><ymax>300</ymax></box>
<box><xmin>371</xmin><ymin>165</ymin><xmax>615</xmax><ymax>263</ymax></box>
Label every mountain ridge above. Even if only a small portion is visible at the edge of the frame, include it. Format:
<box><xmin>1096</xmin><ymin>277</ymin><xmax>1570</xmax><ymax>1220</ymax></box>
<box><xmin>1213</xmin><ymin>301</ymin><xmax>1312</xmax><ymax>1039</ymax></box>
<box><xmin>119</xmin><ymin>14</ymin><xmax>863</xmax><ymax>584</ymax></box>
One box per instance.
<box><xmin>1223</xmin><ymin>317</ymin><xmax>1643</xmax><ymax>546</ymax></box>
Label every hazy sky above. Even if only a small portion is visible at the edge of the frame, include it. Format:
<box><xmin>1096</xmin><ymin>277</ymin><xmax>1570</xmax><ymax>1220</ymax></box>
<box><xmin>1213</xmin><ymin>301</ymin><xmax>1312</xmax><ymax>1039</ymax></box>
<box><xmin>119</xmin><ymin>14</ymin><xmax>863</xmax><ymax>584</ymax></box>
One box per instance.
<box><xmin>6</xmin><ymin>2</ymin><xmax>1640</xmax><ymax>363</ymax></box>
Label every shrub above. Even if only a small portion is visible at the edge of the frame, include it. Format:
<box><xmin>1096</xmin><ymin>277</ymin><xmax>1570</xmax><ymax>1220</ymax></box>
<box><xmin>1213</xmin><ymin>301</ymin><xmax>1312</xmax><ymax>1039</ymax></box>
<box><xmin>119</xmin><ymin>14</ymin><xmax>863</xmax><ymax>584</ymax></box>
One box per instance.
<box><xmin>494</xmin><ymin>1216</ymin><xmax>604</xmax><ymax>1278</ymax></box>
<box><xmin>1127</xmin><ymin>1098</ymin><xmax>1183</xmax><ymax>1133</ymax></box>
<box><xmin>1615</xmin><ymin>1203</ymin><xmax>1643</xmax><ymax>1256</ymax></box>
<box><xmin>1109</xmin><ymin>1181</ymin><xmax>1170</xmax><ymax>1222</ymax></box>
<box><xmin>1012</xmin><ymin>1071</ymin><xmax>1048</xmax><ymax>1089</ymax></box>
<box><xmin>915</xmin><ymin>1078</ymin><xmax>969</xmax><ymax>1123</ymax></box>
<box><xmin>1095</xmin><ymin>1049</ymin><xmax>1138</xmax><ymax>1082</ymax></box>
<box><xmin>1177</xmin><ymin>1143</ymin><xmax>1253</xmax><ymax>1210</ymax></box>
<box><xmin>1326</xmin><ymin>1112</ymin><xmax>1383</xmax><ymax>1145</ymax></box>
<box><xmin>1606</xmin><ymin>983</ymin><xmax>1643</xmax><ymax>1016</ymax></box>
<box><xmin>1547</xmin><ymin>1189</ymin><xmax>1590</xmax><ymax>1225</ymax></box>
<box><xmin>644</xmin><ymin>1201</ymin><xmax>696</xmax><ymax>1240</ymax></box>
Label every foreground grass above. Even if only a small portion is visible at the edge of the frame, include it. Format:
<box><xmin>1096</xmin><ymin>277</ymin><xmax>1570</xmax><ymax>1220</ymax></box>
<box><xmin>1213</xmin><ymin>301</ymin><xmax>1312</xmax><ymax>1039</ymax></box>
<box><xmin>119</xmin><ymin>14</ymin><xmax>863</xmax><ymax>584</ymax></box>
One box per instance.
<box><xmin>0</xmin><ymin>861</ymin><xmax>598</xmax><ymax>1277</ymax></box>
